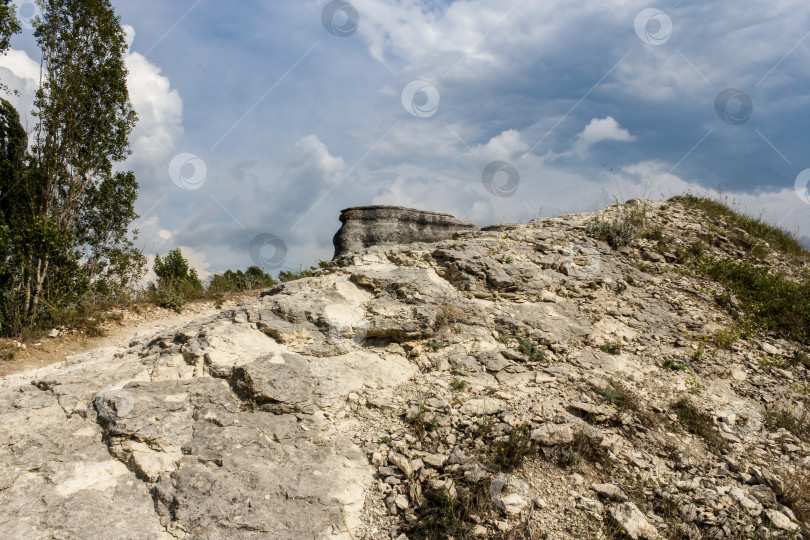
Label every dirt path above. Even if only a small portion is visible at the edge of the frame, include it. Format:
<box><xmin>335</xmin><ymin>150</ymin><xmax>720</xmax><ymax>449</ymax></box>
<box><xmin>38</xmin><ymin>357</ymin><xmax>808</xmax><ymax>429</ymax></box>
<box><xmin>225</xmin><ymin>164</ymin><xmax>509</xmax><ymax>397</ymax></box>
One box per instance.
<box><xmin>0</xmin><ymin>292</ymin><xmax>258</xmax><ymax>377</ymax></box>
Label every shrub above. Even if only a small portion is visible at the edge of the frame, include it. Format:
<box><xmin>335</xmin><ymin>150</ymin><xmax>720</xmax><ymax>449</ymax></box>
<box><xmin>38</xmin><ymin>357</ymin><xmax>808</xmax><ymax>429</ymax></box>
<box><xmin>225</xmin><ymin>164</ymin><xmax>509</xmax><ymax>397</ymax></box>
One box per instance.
<box><xmin>672</xmin><ymin>398</ymin><xmax>728</xmax><ymax>454</ymax></box>
<box><xmin>493</xmin><ymin>423</ymin><xmax>535</xmax><ymax>472</ymax></box>
<box><xmin>208</xmin><ymin>266</ymin><xmax>276</xmax><ymax>292</ymax></box>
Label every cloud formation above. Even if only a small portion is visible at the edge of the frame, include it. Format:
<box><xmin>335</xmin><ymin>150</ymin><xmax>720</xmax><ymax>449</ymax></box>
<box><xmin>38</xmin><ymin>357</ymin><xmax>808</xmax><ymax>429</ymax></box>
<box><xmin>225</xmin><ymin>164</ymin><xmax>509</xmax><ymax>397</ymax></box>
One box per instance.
<box><xmin>1</xmin><ymin>0</ymin><xmax>807</xmax><ymax>276</ymax></box>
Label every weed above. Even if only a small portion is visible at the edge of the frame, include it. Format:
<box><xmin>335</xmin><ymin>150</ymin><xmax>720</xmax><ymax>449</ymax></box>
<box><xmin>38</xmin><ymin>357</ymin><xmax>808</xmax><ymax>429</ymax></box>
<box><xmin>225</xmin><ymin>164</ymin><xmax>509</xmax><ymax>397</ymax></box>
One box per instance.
<box><xmin>586</xmin><ymin>200</ymin><xmax>647</xmax><ymax>249</ymax></box>
<box><xmin>241</xmin><ymin>398</ymin><xmax>259</xmax><ymax>413</ymax></box>
<box><xmin>759</xmin><ymin>354</ymin><xmax>790</xmax><ymax>368</ymax></box>
<box><xmin>763</xmin><ymin>406</ymin><xmax>810</xmax><ymax>442</ymax></box>
<box><xmin>663</xmin><ymin>358</ymin><xmax>687</xmax><ymax>371</ymax></box>
<box><xmin>408</xmin><ymin>479</ymin><xmax>490</xmax><ymax>540</ymax></box>
<box><xmin>497</xmin><ymin>332</ymin><xmax>510</xmax><ymax>344</ymax></box>
<box><xmin>712</xmin><ymin>327</ymin><xmax>738</xmax><ymax>350</ymax></box>
<box><xmin>450</xmin><ymin>378</ymin><xmax>467</xmax><ymax>392</ymax></box>
<box><xmin>777</xmin><ymin>465</ymin><xmax>810</xmax><ymax>533</ymax></box>
<box><xmin>557</xmin><ymin>446</ymin><xmax>581</xmax><ymax>468</ymax></box>
<box><xmin>407</xmin><ymin>402</ymin><xmax>437</xmax><ymax>440</ymax></box>
<box><xmin>596</xmin><ymin>380</ymin><xmax>656</xmax><ymax>426</ymax></box>
<box><xmin>675</xmin><ymin>240</ymin><xmax>706</xmax><ymax>263</ymax></box>
<box><xmin>791</xmin><ymin>382</ymin><xmax>810</xmax><ymax>395</ymax></box>
<box><xmin>278</xmin><ymin>260</ymin><xmax>330</xmax><ymax>282</ymax></box>
<box><xmin>428</xmin><ymin>339</ymin><xmax>446</xmax><ymax>351</ymax></box>
<box><xmin>642</xmin><ymin>225</ymin><xmax>666</xmax><ymax>242</ymax></box>
<box><xmin>685</xmin><ymin>375</ymin><xmax>702</xmax><ymax>394</ymax></box>
<box><xmin>672</xmin><ymin>398</ymin><xmax>729</xmax><ymax>455</ymax></box>
<box><xmin>516</xmin><ymin>336</ymin><xmax>545</xmax><ymax>362</ymax></box>
<box><xmin>600</xmin><ymin>341</ymin><xmax>622</xmax><ymax>355</ymax></box>
<box><xmin>493</xmin><ymin>423</ymin><xmax>535</xmax><ymax>472</ymax></box>
<box><xmin>476</xmin><ymin>414</ymin><xmax>495</xmax><ymax>437</ymax></box>
<box><xmin>554</xmin><ymin>431</ymin><xmax>609</xmax><ymax>468</ymax></box>
<box><xmin>0</xmin><ymin>343</ymin><xmax>16</xmax><ymax>362</ymax></box>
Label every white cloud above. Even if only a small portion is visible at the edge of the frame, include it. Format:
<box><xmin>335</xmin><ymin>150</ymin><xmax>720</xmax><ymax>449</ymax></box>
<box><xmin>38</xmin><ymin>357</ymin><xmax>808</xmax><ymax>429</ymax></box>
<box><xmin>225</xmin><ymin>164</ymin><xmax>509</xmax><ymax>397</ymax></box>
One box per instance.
<box><xmin>123</xmin><ymin>27</ymin><xmax>183</xmax><ymax>173</ymax></box>
<box><xmin>0</xmin><ymin>48</ymin><xmax>40</xmax><ymax>135</ymax></box>
<box><xmin>474</xmin><ymin>129</ymin><xmax>528</xmax><ymax>161</ymax></box>
<box><xmin>0</xmin><ymin>48</ymin><xmax>39</xmax><ymax>81</ymax></box>
<box><xmin>574</xmin><ymin>116</ymin><xmax>635</xmax><ymax>154</ymax></box>
<box><xmin>285</xmin><ymin>134</ymin><xmax>345</xmax><ymax>186</ymax></box>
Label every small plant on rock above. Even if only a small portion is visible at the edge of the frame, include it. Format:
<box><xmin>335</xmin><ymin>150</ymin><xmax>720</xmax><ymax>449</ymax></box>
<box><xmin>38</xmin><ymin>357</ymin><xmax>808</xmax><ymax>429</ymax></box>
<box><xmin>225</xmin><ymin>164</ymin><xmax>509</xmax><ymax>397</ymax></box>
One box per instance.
<box><xmin>450</xmin><ymin>378</ymin><xmax>467</xmax><ymax>392</ymax></box>
<box><xmin>435</xmin><ymin>305</ymin><xmax>463</xmax><ymax>328</ymax></box>
<box><xmin>685</xmin><ymin>374</ymin><xmax>702</xmax><ymax>394</ymax></box>
<box><xmin>663</xmin><ymin>358</ymin><xmax>686</xmax><ymax>371</ymax></box>
<box><xmin>585</xmin><ymin>199</ymin><xmax>647</xmax><ymax>249</ymax></box>
<box><xmin>600</xmin><ymin>341</ymin><xmax>622</xmax><ymax>355</ymax></box>
<box><xmin>493</xmin><ymin>423</ymin><xmax>535</xmax><ymax>472</ymax></box>
<box><xmin>428</xmin><ymin>339</ymin><xmax>446</xmax><ymax>351</ymax></box>
<box><xmin>763</xmin><ymin>405</ymin><xmax>810</xmax><ymax>442</ymax></box>
<box><xmin>517</xmin><ymin>335</ymin><xmax>545</xmax><ymax>362</ymax></box>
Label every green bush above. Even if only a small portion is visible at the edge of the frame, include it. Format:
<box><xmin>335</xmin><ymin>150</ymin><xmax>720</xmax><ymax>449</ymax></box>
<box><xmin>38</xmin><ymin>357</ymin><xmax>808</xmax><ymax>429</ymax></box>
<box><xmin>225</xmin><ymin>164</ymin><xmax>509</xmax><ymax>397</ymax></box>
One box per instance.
<box><xmin>149</xmin><ymin>248</ymin><xmax>204</xmax><ymax>312</ymax></box>
<box><xmin>208</xmin><ymin>266</ymin><xmax>277</xmax><ymax>293</ymax></box>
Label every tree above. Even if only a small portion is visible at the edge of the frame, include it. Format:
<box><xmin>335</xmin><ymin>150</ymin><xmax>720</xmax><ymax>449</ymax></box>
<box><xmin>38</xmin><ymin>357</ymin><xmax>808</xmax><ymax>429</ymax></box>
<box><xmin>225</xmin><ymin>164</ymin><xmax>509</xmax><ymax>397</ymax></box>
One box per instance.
<box><xmin>0</xmin><ymin>0</ymin><xmax>20</xmax><ymax>55</ymax></box>
<box><xmin>0</xmin><ymin>98</ymin><xmax>27</xmax><ymax>332</ymax></box>
<box><xmin>20</xmin><ymin>0</ymin><xmax>139</xmax><ymax>318</ymax></box>
<box><xmin>154</xmin><ymin>248</ymin><xmax>202</xmax><ymax>292</ymax></box>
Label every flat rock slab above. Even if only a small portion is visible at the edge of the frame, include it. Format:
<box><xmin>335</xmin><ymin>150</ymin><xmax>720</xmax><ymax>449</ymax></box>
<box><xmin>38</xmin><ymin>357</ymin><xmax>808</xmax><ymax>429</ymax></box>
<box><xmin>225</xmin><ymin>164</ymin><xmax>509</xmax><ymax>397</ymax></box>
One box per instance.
<box><xmin>0</xmin><ymin>297</ymin><xmax>416</xmax><ymax>539</ymax></box>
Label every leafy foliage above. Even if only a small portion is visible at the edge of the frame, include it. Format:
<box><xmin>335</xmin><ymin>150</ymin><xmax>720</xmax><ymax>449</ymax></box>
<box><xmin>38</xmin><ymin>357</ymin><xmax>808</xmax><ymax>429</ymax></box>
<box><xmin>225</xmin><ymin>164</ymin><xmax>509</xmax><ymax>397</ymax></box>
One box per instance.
<box><xmin>150</xmin><ymin>248</ymin><xmax>203</xmax><ymax>312</ymax></box>
<box><xmin>208</xmin><ymin>266</ymin><xmax>277</xmax><ymax>293</ymax></box>
<box><xmin>0</xmin><ymin>0</ymin><xmax>143</xmax><ymax>335</ymax></box>
<box><xmin>0</xmin><ymin>1</ymin><xmax>18</xmax><ymax>49</ymax></box>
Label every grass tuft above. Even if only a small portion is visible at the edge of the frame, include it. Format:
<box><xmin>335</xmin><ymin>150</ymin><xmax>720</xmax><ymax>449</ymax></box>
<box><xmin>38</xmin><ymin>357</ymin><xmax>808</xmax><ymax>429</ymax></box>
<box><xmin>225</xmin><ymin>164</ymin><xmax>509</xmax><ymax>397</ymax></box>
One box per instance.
<box><xmin>672</xmin><ymin>398</ymin><xmax>728</xmax><ymax>455</ymax></box>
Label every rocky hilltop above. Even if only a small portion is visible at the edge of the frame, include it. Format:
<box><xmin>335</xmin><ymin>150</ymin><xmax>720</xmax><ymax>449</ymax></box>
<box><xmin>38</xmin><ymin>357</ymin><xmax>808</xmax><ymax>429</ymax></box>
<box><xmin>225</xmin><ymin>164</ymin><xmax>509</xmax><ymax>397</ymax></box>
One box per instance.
<box><xmin>1</xmin><ymin>198</ymin><xmax>809</xmax><ymax>539</ymax></box>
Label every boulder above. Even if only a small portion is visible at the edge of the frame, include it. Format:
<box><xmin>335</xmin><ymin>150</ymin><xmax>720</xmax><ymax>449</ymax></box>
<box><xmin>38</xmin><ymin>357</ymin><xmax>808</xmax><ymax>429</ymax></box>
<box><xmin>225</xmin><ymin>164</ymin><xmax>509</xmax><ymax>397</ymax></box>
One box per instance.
<box><xmin>332</xmin><ymin>205</ymin><xmax>478</xmax><ymax>257</ymax></box>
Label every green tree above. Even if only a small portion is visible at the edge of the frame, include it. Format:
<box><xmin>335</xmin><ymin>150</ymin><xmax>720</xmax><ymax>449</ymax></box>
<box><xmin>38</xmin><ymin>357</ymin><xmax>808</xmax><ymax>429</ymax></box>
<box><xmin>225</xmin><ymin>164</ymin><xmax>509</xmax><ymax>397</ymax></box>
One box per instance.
<box><xmin>0</xmin><ymin>98</ymin><xmax>27</xmax><ymax>332</ymax></box>
<box><xmin>154</xmin><ymin>248</ymin><xmax>202</xmax><ymax>291</ymax></box>
<box><xmin>0</xmin><ymin>1</ymin><xmax>21</xmax><ymax>94</ymax></box>
<box><xmin>151</xmin><ymin>248</ymin><xmax>203</xmax><ymax>312</ymax></box>
<box><xmin>21</xmin><ymin>0</ymin><xmax>139</xmax><ymax>318</ymax></box>
<box><xmin>0</xmin><ymin>0</ymin><xmax>20</xmax><ymax>55</ymax></box>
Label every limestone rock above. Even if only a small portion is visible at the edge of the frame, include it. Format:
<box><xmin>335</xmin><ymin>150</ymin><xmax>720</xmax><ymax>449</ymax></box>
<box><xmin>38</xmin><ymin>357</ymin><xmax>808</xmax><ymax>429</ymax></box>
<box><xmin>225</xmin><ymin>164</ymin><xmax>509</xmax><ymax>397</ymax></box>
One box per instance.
<box><xmin>332</xmin><ymin>205</ymin><xmax>478</xmax><ymax>257</ymax></box>
<box><xmin>489</xmin><ymin>474</ymin><xmax>530</xmax><ymax>515</ymax></box>
<box><xmin>609</xmin><ymin>502</ymin><xmax>661</xmax><ymax>539</ymax></box>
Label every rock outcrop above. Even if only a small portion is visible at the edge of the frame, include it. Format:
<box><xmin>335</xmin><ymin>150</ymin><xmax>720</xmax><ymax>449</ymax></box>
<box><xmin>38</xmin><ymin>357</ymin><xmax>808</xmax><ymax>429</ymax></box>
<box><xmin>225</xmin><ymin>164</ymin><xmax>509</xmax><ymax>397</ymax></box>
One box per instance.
<box><xmin>2</xmin><ymin>198</ymin><xmax>809</xmax><ymax>539</ymax></box>
<box><xmin>332</xmin><ymin>205</ymin><xmax>478</xmax><ymax>258</ymax></box>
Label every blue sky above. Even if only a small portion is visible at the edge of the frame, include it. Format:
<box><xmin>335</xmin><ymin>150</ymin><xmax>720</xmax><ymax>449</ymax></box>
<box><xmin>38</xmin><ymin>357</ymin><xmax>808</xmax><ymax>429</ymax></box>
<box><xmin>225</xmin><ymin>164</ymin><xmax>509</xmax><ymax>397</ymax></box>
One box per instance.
<box><xmin>2</xmin><ymin>0</ymin><xmax>810</xmax><ymax>279</ymax></box>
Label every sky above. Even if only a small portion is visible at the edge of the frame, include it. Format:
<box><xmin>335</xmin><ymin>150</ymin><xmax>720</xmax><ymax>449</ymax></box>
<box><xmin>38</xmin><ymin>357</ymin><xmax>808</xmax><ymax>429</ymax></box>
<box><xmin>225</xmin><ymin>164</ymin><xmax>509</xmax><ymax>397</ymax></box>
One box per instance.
<box><xmin>1</xmin><ymin>0</ymin><xmax>809</xmax><ymax>280</ymax></box>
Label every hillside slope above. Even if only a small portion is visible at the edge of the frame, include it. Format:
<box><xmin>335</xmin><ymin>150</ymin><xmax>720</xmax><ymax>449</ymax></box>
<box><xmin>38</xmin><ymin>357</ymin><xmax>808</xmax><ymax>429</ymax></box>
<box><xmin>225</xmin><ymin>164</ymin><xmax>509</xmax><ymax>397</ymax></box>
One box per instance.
<box><xmin>1</xmin><ymin>198</ymin><xmax>808</xmax><ymax>539</ymax></box>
